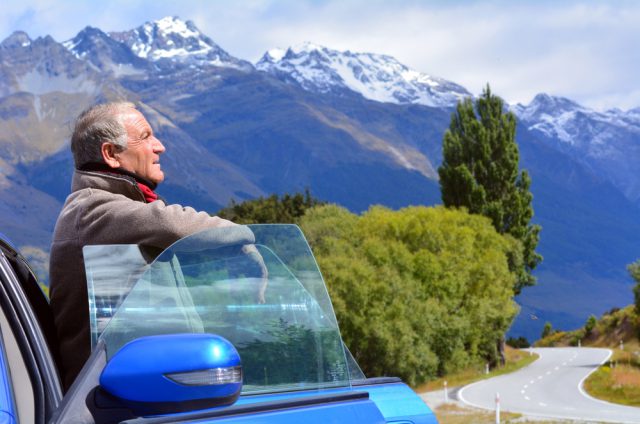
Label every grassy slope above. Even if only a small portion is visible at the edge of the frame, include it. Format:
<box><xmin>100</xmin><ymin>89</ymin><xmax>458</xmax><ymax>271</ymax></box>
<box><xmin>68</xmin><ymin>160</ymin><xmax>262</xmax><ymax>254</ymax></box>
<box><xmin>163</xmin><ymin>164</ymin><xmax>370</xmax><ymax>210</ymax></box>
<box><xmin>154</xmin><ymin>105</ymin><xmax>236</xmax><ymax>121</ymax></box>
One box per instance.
<box><xmin>416</xmin><ymin>346</ymin><xmax>538</xmax><ymax>392</ymax></box>
<box><xmin>535</xmin><ymin>305</ymin><xmax>640</xmax><ymax>407</ymax></box>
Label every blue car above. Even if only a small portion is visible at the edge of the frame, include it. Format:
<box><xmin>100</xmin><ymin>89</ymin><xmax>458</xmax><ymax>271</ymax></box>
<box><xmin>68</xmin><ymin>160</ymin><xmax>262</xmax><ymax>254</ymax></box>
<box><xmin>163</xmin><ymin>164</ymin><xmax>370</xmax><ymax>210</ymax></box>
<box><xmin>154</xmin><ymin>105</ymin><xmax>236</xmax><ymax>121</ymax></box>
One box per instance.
<box><xmin>0</xmin><ymin>224</ymin><xmax>437</xmax><ymax>423</ymax></box>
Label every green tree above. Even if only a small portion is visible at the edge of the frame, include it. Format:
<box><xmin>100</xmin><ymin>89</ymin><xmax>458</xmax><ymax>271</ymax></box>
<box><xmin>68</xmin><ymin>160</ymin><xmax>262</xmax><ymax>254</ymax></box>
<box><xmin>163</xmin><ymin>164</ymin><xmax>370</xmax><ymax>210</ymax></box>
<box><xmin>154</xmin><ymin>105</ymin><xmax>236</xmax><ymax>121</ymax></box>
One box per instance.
<box><xmin>627</xmin><ymin>260</ymin><xmax>640</xmax><ymax>314</ymax></box>
<box><xmin>541</xmin><ymin>322</ymin><xmax>553</xmax><ymax>339</ymax></box>
<box><xmin>506</xmin><ymin>336</ymin><xmax>530</xmax><ymax>348</ymax></box>
<box><xmin>438</xmin><ymin>85</ymin><xmax>542</xmax><ymax>294</ymax></box>
<box><xmin>217</xmin><ymin>189</ymin><xmax>324</xmax><ymax>224</ymax></box>
<box><xmin>300</xmin><ymin>204</ymin><xmax>518</xmax><ymax>385</ymax></box>
<box><xmin>585</xmin><ymin>314</ymin><xmax>597</xmax><ymax>336</ymax></box>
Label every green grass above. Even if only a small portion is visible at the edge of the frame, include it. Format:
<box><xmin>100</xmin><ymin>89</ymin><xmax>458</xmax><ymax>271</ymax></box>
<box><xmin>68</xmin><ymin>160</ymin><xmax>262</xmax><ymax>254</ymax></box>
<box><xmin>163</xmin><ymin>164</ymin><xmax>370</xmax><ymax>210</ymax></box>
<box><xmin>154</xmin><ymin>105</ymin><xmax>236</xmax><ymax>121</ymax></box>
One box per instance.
<box><xmin>416</xmin><ymin>347</ymin><xmax>539</xmax><ymax>392</ymax></box>
<box><xmin>434</xmin><ymin>403</ymin><xmax>577</xmax><ymax>423</ymax></box>
<box><xmin>583</xmin><ymin>347</ymin><xmax>640</xmax><ymax>407</ymax></box>
<box><xmin>434</xmin><ymin>403</ymin><xmax>521</xmax><ymax>423</ymax></box>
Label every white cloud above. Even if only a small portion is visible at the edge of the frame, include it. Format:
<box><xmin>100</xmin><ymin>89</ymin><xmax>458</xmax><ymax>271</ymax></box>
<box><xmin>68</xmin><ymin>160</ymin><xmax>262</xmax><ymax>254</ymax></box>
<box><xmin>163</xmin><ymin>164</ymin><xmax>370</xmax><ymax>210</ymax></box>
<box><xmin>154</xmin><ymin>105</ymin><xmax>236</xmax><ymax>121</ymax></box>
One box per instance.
<box><xmin>1</xmin><ymin>0</ymin><xmax>639</xmax><ymax>110</ymax></box>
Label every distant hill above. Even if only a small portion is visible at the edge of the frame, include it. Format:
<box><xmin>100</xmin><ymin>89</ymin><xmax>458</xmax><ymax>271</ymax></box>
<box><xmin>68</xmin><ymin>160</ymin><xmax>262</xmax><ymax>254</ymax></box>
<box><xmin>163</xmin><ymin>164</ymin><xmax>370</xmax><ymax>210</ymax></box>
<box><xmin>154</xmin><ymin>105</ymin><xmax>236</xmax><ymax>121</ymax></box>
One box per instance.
<box><xmin>1</xmin><ymin>16</ymin><xmax>639</xmax><ymax>342</ymax></box>
<box><xmin>535</xmin><ymin>305</ymin><xmax>638</xmax><ymax>348</ymax></box>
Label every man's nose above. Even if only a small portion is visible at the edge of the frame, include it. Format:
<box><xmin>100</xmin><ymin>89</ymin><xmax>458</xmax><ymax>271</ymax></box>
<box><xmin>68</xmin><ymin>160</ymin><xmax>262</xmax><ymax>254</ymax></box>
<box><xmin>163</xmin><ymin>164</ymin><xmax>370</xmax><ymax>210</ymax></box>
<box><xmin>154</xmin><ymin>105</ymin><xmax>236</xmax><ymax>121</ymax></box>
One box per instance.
<box><xmin>153</xmin><ymin>137</ymin><xmax>166</xmax><ymax>153</ymax></box>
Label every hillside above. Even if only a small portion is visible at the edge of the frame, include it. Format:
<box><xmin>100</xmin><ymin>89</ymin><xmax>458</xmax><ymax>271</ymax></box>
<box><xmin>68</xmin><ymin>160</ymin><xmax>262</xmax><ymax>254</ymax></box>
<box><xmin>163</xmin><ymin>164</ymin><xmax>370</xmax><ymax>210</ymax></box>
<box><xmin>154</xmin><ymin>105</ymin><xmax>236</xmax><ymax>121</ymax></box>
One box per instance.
<box><xmin>535</xmin><ymin>305</ymin><xmax>639</xmax><ymax>348</ymax></box>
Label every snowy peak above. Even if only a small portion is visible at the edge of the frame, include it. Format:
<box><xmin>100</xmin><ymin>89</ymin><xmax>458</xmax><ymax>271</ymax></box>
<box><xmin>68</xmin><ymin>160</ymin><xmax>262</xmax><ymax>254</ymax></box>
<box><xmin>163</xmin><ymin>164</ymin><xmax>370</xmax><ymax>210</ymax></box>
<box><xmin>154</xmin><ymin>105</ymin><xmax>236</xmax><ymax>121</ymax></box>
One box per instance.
<box><xmin>64</xmin><ymin>26</ymin><xmax>111</xmax><ymax>56</ymax></box>
<box><xmin>0</xmin><ymin>31</ymin><xmax>32</xmax><ymax>50</ymax></box>
<box><xmin>63</xmin><ymin>26</ymin><xmax>148</xmax><ymax>73</ymax></box>
<box><xmin>512</xmin><ymin>93</ymin><xmax>640</xmax><ymax>149</ymax></box>
<box><xmin>110</xmin><ymin>17</ymin><xmax>211</xmax><ymax>60</ymax></box>
<box><xmin>109</xmin><ymin>16</ymin><xmax>250</xmax><ymax>69</ymax></box>
<box><xmin>514</xmin><ymin>93</ymin><xmax>586</xmax><ymax>122</ymax></box>
<box><xmin>514</xmin><ymin>93</ymin><xmax>640</xmax><ymax>129</ymax></box>
<box><xmin>257</xmin><ymin>42</ymin><xmax>471</xmax><ymax>107</ymax></box>
<box><xmin>261</xmin><ymin>47</ymin><xmax>287</xmax><ymax>63</ymax></box>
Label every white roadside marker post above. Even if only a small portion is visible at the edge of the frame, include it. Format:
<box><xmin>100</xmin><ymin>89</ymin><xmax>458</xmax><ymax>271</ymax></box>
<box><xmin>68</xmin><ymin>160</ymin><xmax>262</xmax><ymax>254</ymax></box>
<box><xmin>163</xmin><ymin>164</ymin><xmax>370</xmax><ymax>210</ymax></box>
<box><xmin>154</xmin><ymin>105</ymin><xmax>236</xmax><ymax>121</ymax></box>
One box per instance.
<box><xmin>486</xmin><ymin>363</ymin><xmax>490</xmax><ymax>374</ymax></box>
<box><xmin>578</xmin><ymin>339</ymin><xmax>581</xmax><ymax>348</ymax></box>
<box><xmin>443</xmin><ymin>381</ymin><xmax>448</xmax><ymax>403</ymax></box>
<box><xmin>495</xmin><ymin>392</ymin><xmax>501</xmax><ymax>424</ymax></box>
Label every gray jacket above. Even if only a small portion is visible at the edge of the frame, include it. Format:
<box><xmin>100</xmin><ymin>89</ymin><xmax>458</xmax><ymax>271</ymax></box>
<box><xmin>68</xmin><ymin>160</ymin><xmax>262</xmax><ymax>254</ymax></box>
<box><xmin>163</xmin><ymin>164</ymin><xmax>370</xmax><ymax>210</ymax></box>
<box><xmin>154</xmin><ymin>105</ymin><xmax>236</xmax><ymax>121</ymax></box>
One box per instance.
<box><xmin>50</xmin><ymin>170</ymin><xmax>234</xmax><ymax>389</ymax></box>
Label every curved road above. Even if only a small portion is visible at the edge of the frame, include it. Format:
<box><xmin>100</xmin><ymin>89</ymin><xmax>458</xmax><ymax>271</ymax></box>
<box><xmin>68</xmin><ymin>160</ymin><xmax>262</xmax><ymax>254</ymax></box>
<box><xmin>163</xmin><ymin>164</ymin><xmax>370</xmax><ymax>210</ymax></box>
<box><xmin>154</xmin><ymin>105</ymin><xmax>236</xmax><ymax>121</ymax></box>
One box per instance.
<box><xmin>459</xmin><ymin>347</ymin><xmax>640</xmax><ymax>423</ymax></box>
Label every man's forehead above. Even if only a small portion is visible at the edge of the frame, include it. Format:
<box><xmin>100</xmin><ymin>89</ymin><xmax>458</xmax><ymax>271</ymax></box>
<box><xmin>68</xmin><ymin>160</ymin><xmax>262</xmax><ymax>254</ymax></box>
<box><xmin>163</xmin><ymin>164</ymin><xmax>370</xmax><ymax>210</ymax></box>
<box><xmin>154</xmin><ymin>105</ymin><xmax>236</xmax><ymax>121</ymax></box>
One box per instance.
<box><xmin>121</xmin><ymin>109</ymin><xmax>151</xmax><ymax>128</ymax></box>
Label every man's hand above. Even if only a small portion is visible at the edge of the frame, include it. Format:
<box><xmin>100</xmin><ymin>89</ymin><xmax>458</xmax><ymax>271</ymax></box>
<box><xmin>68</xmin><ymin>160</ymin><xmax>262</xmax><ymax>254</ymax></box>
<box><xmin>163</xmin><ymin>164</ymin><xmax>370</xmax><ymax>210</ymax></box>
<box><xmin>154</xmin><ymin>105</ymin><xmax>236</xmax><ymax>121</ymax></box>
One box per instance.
<box><xmin>242</xmin><ymin>244</ymin><xmax>268</xmax><ymax>304</ymax></box>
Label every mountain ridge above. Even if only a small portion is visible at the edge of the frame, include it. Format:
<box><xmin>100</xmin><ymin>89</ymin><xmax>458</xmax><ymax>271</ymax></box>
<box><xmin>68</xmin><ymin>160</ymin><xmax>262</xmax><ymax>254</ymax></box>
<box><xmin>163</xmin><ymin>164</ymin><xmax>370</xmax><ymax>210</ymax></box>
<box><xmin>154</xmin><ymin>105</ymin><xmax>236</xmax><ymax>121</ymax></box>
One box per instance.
<box><xmin>256</xmin><ymin>41</ymin><xmax>471</xmax><ymax>107</ymax></box>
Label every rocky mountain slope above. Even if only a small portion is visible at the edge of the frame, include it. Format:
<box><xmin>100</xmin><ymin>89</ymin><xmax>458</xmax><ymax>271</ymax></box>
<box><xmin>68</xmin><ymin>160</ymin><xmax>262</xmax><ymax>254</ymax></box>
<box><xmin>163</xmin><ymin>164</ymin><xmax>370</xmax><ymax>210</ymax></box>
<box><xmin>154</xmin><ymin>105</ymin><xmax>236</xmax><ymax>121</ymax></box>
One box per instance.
<box><xmin>513</xmin><ymin>94</ymin><xmax>640</xmax><ymax>205</ymax></box>
<box><xmin>256</xmin><ymin>42</ymin><xmax>470</xmax><ymax>107</ymax></box>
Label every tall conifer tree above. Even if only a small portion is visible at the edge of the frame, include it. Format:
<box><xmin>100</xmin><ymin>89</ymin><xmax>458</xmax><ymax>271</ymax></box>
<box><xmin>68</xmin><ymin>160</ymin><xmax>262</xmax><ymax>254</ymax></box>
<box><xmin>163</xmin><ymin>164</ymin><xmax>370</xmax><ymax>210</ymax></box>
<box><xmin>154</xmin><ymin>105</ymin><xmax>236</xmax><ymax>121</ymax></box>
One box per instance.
<box><xmin>438</xmin><ymin>85</ymin><xmax>541</xmax><ymax>294</ymax></box>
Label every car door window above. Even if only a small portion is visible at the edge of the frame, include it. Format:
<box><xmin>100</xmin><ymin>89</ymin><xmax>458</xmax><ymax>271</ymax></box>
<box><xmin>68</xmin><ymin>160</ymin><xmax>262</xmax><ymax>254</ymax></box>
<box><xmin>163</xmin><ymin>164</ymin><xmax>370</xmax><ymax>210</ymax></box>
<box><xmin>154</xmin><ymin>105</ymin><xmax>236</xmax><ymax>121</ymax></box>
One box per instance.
<box><xmin>85</xmin><ymin>224</ymin><xmax>353</xmax><ymax>395</ymax></box>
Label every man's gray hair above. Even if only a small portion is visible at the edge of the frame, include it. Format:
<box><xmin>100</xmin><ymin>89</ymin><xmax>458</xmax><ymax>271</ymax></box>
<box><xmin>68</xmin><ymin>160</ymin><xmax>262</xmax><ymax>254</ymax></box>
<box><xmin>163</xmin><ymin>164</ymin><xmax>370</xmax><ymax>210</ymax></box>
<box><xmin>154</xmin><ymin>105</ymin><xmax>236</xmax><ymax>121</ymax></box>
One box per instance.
<box><xmin>71</xmin><ymin>102</ymin><xmax>136</xmax><ymax>168</ymax></box>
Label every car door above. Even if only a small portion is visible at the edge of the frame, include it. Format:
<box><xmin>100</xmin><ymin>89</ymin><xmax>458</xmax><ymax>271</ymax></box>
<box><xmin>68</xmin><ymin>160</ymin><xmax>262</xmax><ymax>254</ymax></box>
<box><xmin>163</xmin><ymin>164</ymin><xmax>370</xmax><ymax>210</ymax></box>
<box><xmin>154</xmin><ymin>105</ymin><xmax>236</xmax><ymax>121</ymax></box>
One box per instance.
<box><xmin>0</xmin><ymin>239</ymin><xmax>62</xmax><ymax>424</ymax></box>
<box><xmin>0</xmin><ymin>234</ymin><xmax>386</xmax><ymax>424</ymax></box>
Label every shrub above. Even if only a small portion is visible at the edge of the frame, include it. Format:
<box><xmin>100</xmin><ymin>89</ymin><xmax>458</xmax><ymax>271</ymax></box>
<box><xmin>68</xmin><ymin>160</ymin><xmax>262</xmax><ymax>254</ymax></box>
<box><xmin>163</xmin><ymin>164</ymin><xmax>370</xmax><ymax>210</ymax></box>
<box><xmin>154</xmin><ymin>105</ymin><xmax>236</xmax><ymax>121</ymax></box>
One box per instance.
<box><xmin>506</xmin><ymin>336</ymin><xmax>530</xmax><ymax>348</ymax></box>
<box><xmin>585</xmin><ymin>315</ymin><xmax>597</xmax><ymax>336</ymax></box>
<box><xmin>300</xmin><ymin>205</ymin><xmax>518</xmax><ymax>385</ymax></box>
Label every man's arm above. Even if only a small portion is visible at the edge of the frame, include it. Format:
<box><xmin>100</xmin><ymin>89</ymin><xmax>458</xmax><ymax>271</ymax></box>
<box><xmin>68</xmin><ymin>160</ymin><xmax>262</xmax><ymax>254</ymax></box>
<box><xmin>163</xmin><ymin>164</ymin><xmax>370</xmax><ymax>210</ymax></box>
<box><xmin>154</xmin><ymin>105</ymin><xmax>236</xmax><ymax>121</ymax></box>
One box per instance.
<box><xmin>77</xmin><ymin>194</ymin><xmax>237</xmax><ymax>249</ymax></box>
<box><xmin>77</xmin><ymin>193</ymin><xmax>268</xmax><ymax>302</ymax></box>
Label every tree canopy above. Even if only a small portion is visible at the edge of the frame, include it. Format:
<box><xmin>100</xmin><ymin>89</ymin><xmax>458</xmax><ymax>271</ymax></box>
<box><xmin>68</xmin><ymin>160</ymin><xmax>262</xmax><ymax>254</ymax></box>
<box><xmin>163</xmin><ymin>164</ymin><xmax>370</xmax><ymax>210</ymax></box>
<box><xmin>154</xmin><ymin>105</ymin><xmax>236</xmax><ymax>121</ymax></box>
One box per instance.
<box><xmin>627</xmin><ymin>260</ymin><xmax>640</xmax><ymax>314</ymax></box>
<box><xmin>217</xmin><ymin>189</ymin><xmax>324</xmax><ymax>224</ymax></box>
<box><xmin>438</xmin><ymin>86</ymin><xmax>541</xmax><ymax>294</ymax></box>
<box><xmin>300</xmin><ymin>204</ymin><xmax>518</xmax><ymax>384</ymax></box>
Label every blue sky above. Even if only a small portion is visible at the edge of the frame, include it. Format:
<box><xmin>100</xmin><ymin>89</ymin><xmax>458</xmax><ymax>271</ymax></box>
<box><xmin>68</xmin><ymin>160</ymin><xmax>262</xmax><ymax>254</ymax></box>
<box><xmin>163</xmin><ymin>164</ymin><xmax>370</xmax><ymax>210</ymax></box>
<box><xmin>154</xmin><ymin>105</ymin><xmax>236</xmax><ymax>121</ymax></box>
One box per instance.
<box><xmin>2</xmin><ymin>0</ymin><xmax>638</xmax><ymax>111</ymax></box>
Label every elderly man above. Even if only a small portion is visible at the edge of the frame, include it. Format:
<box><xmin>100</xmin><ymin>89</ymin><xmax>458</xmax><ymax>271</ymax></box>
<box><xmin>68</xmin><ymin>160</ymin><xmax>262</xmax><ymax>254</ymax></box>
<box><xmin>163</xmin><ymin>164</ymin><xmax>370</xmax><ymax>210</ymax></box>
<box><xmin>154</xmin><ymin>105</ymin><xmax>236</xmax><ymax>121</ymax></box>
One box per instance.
<box><xmin>50</xmin><ymin>102</ymin><xmax>256</xmax><ymax>390</ymax></box>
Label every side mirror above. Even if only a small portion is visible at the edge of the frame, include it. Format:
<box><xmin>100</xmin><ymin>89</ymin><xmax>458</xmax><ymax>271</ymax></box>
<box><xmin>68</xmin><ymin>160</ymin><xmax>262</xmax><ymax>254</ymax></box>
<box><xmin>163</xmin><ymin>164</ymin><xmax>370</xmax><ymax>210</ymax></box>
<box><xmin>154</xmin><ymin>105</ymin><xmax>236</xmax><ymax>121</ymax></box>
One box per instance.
<box><xmin>99</xmin><ymin>333</ymin><xmax>242</xmax><ymax>415</ymax></box>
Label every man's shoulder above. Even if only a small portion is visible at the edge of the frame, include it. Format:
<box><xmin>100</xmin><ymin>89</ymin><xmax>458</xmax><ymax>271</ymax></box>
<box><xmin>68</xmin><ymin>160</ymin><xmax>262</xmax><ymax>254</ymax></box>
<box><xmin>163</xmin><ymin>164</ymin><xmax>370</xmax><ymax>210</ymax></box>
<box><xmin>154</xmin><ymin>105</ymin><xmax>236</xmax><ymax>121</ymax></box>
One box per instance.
<box><xmin>64</xmin><ymin>186</ymin><xmax>135</xmax><ymax>207</ymax></box>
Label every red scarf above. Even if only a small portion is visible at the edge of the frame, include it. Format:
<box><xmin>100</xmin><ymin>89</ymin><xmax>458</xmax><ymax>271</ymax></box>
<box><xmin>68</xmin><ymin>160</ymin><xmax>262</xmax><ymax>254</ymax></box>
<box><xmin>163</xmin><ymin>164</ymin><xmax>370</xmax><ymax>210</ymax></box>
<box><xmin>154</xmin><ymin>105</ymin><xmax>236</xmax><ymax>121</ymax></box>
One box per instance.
<box><xmin>137</xmin><ymin>182</ymin><xmax>158</xmax><ymax>203</ymax></box>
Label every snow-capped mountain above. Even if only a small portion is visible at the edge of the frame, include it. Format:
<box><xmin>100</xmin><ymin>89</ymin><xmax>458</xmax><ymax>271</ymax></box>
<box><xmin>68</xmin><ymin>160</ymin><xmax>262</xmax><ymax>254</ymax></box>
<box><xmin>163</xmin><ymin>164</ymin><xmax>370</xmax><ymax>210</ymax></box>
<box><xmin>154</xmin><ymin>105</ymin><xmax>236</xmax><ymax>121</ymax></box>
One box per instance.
<box><xmin>107</xmin><ymin>16</ymin><xmax>251</xmax><ymax>70</ymax></box>
<box><xmin>513</xmin><ymin>94</ymin><xmax>640</xmax><ymax>203</ymax></box>
<box><xmin>256</xmin><ymin>42</ymin><xmax>470</xmax><ymax>107</ymax></box>
<box><xmin>63</xmin><ymin>26</ymin><xmax>149</xmax><ymax>75</ymax></box>
<box><xmin>513</xmin><ymin>94</ymin><xmax>640</xmax><ymax>147</ymax></box>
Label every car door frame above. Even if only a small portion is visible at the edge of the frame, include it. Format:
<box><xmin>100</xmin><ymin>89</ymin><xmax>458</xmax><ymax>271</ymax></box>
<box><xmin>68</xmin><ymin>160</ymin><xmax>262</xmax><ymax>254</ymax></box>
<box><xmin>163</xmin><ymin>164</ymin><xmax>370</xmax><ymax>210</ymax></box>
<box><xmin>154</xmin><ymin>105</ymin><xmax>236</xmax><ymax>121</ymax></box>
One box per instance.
<box><xmin>0</xmin><ymin>244</ymin><xmax>63</xmax><ymax>423</ymax></box>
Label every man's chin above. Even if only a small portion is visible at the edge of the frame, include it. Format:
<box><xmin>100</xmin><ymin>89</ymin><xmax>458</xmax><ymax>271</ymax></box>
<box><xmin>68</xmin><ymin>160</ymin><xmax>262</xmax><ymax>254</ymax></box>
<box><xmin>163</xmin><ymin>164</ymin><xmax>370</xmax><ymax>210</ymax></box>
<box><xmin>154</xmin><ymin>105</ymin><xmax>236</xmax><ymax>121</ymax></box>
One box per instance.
<box><xmin>150</xmin><ymin>172</ymin><xmax>164</xmax><ymax>185</ymax></box>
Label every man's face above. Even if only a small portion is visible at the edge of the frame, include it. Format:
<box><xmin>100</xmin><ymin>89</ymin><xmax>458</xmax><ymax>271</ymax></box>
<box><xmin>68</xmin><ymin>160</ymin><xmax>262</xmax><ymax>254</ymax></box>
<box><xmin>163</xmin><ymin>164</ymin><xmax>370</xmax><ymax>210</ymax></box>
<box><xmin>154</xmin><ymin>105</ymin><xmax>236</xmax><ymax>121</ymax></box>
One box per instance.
<box><xmin>115</xmin><ymin>109</ymin><xmax>166</xmax><ymax>185</ymax></box>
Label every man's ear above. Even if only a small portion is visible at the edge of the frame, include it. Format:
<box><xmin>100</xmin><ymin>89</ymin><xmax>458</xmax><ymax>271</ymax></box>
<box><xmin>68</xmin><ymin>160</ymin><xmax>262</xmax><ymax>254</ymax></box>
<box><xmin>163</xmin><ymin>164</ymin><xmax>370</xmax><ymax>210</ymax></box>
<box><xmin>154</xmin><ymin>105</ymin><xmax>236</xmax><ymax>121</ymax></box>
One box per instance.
<box><xmin>101</xmin><ymin>142</ymin><xmax>121</xmax><ymax>169</ymax></box>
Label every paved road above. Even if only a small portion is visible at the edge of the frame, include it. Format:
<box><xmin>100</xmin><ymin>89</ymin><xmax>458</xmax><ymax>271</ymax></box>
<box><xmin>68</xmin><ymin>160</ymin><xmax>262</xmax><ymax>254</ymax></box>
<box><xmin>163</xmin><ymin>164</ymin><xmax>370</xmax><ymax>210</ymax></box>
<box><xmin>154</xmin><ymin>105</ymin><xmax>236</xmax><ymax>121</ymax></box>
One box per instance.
<box><xmin>458</xmin><ymin>347</ymin><xmax>640</xmax><ymax>423</ymax></box>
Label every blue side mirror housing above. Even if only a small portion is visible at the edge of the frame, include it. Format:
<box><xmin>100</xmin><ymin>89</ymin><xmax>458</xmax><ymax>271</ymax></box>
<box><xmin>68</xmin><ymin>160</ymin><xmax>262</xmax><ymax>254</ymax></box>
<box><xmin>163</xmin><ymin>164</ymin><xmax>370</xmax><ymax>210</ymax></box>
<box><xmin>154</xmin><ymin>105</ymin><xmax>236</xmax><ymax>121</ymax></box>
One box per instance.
<box><xmin>100</xmin><ymin>333</ymin><xmax>242</xmax><ymax>415</ymax></box>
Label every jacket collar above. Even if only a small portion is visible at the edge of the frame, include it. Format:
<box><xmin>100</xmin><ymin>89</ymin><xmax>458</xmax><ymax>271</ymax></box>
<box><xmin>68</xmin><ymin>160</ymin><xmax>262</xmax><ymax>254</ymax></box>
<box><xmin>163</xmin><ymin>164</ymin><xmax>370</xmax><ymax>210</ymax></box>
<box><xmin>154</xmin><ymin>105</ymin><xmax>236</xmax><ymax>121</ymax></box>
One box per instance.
<box><xmin>77</xmin><ymin>162</ymin><xmax>158</xmax><ymax>190</ymax></box>
<box><xmin>71</xmin><ymin>170</ymin><xmax>146</xmax><ymax>203</ymax></box>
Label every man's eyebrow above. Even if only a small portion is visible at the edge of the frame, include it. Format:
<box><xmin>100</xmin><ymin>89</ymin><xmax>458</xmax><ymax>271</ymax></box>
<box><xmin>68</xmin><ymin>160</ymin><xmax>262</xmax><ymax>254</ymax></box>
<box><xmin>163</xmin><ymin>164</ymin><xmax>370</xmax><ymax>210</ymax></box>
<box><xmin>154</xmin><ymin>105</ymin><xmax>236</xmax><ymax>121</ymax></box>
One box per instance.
<box><xmin>134</xmin><ymin>133</ymin><xmax>150</xmax><ymax>141</ymax></box>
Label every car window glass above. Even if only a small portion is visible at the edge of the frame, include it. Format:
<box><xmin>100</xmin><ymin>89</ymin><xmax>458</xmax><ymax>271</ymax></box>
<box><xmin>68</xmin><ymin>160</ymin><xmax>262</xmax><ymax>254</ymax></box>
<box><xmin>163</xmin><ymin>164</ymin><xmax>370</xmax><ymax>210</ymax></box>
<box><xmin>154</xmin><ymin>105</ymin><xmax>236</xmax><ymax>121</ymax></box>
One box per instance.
<box><xmin>83</xmin><ymin>244</ymin><xmax>149</xmax><ymax>346</ymax></box>
<box><xmin>343</xmin><ymin>342</ymin><xmax>366</xmax><ymax>381</ymax></box>
<box><xmin>84</xmin><ymin>224</ymin><xmax>351</xmax><ymax>394</ymax></box>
